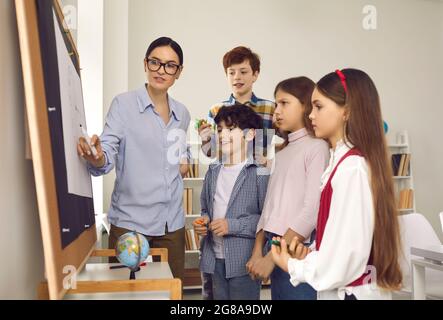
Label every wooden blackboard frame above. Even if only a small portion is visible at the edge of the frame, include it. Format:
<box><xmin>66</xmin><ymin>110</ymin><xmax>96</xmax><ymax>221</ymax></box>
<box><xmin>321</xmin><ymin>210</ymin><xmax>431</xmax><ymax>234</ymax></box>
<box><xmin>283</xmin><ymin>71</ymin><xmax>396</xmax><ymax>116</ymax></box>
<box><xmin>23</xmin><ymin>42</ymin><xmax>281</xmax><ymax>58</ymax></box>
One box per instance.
<box><xmin>15</xmin><ymin>0</ymin><xmax>96</xmax><ymax>300</ymax></box>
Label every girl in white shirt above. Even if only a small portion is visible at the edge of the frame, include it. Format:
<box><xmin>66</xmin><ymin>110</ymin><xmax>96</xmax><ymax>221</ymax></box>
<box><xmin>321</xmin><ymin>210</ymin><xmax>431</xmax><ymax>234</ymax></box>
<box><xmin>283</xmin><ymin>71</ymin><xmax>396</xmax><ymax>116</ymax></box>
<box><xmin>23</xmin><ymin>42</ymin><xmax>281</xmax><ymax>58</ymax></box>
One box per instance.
<box><xmin>270</xmin><ymin>68</ymin><xmax>403</xmax><ymax>300</ymax></box>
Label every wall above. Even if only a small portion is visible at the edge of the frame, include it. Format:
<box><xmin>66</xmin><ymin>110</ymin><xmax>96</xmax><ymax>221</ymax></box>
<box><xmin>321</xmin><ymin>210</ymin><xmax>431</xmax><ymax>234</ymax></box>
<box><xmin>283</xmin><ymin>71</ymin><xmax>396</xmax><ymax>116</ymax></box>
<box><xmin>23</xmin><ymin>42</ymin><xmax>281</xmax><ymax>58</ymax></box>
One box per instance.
<box><xmin>102</xmin><ymin>0</ymin><xmax>129</xmax><ymax>212</ymax></box>
<box><xmin>77</xmin><ymin>0</ymin><xmax>104</xmax><ymax>216</ymax></box>
<box><xmin>0</xmin><ymin>0</ymin><xmax>45</xmax><ymax>299</ymax></box>
<box><xmin>60</xmin><ymin>0</ymin><xmax>78</xmax><ymax>42</ymax></box>
<box><xmin>76</xmin><ymin>0</ymin><xmax>130</xmax><ymax>213</ymax></box>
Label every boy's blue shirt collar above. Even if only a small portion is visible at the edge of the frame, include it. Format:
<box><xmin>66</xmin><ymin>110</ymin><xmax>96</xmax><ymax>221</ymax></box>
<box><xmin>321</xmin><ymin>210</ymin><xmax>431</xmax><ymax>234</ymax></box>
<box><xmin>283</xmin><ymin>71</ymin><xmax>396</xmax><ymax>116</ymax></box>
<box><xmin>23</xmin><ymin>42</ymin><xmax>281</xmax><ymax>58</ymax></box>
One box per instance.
<box><xmin>137</xmin><ymin>84</ymin><xmax>180</xmax><ymax>121</ymax></box>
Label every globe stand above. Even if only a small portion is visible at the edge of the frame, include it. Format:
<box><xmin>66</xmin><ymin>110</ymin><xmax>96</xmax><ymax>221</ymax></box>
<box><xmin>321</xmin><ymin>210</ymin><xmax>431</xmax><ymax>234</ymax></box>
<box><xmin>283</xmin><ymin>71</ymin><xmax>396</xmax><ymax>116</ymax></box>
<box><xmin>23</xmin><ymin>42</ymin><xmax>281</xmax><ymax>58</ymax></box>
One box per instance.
<box><xmin>129</xmin><ymin>267</ymin><xmax>141</xmax><ymax>280</ymax></box>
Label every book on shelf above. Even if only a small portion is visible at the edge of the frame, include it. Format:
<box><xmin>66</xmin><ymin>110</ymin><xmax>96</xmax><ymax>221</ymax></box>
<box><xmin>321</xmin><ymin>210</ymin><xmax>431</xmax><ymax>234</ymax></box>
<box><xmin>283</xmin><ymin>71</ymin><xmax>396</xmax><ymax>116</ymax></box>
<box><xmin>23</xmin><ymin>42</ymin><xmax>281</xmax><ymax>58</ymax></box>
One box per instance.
<box><xmin>184</xmin><ymin>268</ymin><xmax>202</xmax><ymax>287</ymax></box>
<box><xmin>187</xmin><ymin>188</ymin><xmax>193</xmax><ymax>215</ymax></box>
<box><xmin>194</xmin><ymin>230</ymin><xmax>200</xmax><ymax>250</ymax></box>
<box><xmin>403</xmin><ymin>154</ymin><xmax>411</xmax><ymax>176</ymax></box>
<box><xmin>185</xmin><ymin>160</ymin><xmax>199</xmax><ymax>178</ymax></box>
<box><xmin>398</xmin><ymin>188</ymin><xmax>413</xmax><ymax>210</ymax></box>
<box><xmin>391</xmin><ymin>153</ymin><xmax>411</xmax><ymax>176</ymax></box>
<box><xmin>185</xmin><ymin>228</ymin><xmax>200</xmax><ymax>251</ymax></box>
<box><xmin>182</xmin><ymin>189</ymin><xmax>187</xmax><ymax>214</ymax></box>
<box><xmin>190</xmin><ymin>229</ymin><xmax>198</xmax><ymax>251</ymax></box>
<box><xmin>185</xmin><ymin>229</ymin><xmax>191</xmax><ymax>250</ymax></box>
<box><xmin>183</xmin><ymin>188</ymin><xmax>194</xmax><ymax>215</ymax></box>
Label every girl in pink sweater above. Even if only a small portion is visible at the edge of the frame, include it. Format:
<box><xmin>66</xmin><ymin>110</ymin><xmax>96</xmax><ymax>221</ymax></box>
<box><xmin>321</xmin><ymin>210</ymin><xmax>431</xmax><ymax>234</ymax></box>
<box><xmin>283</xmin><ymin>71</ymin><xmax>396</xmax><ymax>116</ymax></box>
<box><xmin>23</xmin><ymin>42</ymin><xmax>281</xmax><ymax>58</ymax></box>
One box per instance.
<box><xmin>247</xmin><ymin>77</ymin><xmax>329</xmax><ymax>300</ymax></box>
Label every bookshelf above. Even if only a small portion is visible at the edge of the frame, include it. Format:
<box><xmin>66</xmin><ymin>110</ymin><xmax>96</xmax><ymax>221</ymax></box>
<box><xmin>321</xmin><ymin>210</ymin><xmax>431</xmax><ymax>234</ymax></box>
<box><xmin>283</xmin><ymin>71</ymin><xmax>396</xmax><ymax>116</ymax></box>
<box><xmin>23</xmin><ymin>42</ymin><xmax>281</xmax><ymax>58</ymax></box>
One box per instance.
<box><xmin>183</xmin><ymin>139</ymin><xmax>209</xmax><ymax>290</ymax></box>
<box><xmin>387</xmin><ymin>131</ymin><xmax>416</xmax><ymax>214</ymax></box>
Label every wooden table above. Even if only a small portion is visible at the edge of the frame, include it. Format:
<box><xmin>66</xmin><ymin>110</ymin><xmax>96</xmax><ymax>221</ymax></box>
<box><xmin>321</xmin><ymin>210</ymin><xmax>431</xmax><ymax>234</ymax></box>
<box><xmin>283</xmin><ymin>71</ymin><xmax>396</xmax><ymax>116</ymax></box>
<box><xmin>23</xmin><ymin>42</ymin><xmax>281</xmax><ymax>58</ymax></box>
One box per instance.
<box><xmin>64</xmin><ymin>262</ymin><xmax>174</xmax><ymax>300</ymax></box>
<box><xmin>38</xmin><ymin>248</ymin><xmax>182</xmax><ymax>300</ymax></box>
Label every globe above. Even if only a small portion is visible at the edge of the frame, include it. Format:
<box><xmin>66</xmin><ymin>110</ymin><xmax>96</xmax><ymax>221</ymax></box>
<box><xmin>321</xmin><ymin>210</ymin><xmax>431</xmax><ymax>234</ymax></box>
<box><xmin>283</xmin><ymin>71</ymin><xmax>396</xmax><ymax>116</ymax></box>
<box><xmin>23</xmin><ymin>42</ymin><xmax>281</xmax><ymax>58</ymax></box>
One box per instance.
<box><xmin>115</xmin><ymin>231</ymin><xmax>150</xmax><ymax>272</ymax></box>
<box><xmin>383</xmin><ymin>121</ymin><xmax>389</xmax><ymax>134</ymax></box>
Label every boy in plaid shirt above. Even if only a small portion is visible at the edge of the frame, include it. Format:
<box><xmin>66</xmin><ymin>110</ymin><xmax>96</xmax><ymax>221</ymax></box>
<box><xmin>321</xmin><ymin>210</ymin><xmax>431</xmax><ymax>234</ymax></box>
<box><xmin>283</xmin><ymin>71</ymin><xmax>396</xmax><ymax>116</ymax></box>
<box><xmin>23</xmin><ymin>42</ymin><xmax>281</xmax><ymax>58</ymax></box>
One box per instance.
<box><xmin>193</xmin><ymin>104</ymin><xmax>269</xmax><ymax>300</ymax></box>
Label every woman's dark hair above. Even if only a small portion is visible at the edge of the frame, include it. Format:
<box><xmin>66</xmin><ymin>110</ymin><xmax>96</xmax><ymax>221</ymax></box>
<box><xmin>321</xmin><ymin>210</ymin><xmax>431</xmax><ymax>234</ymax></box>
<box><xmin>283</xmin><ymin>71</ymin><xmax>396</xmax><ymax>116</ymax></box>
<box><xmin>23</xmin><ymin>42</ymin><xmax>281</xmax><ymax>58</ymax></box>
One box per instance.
<box><xmin>214</xmin><ymin>104</ymin><xmax>263</xmax><ymax>132</ymax></box>
<box><xmin>145</xmin><ymin>37</ymin><xmax>184</xmax><ymax>65</ymax></box>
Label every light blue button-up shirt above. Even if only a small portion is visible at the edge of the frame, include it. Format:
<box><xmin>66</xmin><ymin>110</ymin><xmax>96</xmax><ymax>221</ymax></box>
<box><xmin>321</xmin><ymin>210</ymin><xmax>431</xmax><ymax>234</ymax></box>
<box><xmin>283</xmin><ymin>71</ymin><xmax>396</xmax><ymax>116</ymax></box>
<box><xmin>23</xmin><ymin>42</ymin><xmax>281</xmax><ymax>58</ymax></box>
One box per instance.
<box><xmin>88</xmin><ymin>84</ymin><xmax>191</xmax><ymax>236</ymax></box>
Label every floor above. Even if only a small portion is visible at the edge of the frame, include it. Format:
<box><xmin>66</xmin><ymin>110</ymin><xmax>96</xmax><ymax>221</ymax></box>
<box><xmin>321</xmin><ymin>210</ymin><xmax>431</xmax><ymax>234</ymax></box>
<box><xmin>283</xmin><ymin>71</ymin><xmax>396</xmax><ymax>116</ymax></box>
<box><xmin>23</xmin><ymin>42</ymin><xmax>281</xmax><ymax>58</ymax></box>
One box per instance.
<box><xmin>184</xmin><ymin>286</ymin><xmax>272</xmax><ymax>300</ymax></box>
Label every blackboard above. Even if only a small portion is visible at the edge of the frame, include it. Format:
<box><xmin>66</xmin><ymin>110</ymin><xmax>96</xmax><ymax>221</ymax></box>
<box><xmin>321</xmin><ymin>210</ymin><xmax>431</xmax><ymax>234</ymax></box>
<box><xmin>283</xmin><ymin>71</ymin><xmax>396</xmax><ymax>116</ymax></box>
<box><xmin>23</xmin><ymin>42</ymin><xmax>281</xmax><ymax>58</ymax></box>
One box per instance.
<box><xmin>15</xmin><ymin>0</ymin><xmax>96</xmax><ymax>299</ymax></box>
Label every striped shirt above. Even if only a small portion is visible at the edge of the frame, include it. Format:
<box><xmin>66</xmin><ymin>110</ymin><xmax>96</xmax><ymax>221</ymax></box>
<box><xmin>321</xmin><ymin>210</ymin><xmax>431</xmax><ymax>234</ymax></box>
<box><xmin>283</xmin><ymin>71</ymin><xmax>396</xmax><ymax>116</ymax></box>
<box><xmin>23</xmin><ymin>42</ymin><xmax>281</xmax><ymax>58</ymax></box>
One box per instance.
<box><xmin>207</xmin><ymin>93</ymin><xmax>275</xmax><ymax>129</ymax></box>
<box><xmin>207</xmin><ymin>93</ymin><xmax>275</xmax><ymax>154</ymax></box>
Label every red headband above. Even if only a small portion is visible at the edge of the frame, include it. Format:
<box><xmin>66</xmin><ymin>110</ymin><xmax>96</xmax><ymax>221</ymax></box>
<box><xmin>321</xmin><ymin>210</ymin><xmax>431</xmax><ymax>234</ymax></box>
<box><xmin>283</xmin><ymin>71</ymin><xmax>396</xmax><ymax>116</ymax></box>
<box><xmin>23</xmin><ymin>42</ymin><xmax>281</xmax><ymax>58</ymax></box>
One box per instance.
<box><xmin>335</xmin><ymin>69</ymin><xmax>348</xmax><ymax>94</ymax></box>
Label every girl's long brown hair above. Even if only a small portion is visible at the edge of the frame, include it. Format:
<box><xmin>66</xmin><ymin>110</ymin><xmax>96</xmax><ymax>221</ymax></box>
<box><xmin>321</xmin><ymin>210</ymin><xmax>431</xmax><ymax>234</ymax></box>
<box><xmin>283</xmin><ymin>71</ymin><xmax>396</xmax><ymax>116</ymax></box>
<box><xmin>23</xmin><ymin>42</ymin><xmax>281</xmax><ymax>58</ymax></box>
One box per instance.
<box><xmin>316</xmin><ymin>68</ymin><xmax>402</xmax><ymax>290</ymax></box>
<box><xmin>274</xmin><ymin>77</ymin><xmax>316</xmax><ymax>146</ymax></box>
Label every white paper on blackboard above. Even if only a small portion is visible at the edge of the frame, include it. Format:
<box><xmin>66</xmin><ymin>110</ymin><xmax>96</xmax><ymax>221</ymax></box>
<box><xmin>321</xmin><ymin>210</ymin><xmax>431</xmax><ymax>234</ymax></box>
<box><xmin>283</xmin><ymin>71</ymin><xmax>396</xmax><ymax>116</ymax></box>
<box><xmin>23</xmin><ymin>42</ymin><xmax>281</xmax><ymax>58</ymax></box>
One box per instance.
<box><xmin>53</xmin><ymin>9</ymin><xmax>92</xmax><ymax>198</ymax></box>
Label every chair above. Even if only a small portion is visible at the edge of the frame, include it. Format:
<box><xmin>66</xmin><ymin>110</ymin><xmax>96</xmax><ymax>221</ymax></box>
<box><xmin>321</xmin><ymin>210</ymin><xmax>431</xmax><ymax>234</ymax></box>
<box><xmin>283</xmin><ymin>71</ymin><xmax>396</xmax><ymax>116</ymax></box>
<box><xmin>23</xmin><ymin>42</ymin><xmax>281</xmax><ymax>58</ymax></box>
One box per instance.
<box><xmin>397</xmin><ymin>213</ymin><xmax>443</xmax><ymax>299</ymax></box>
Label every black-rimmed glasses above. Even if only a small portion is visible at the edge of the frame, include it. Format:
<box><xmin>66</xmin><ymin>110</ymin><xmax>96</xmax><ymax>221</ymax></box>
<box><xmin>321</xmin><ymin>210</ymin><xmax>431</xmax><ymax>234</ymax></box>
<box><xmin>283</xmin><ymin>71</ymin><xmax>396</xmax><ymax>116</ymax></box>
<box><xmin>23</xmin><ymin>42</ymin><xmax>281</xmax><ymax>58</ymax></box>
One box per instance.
<box><xmin>146</xmin><ymin>58</ymin><xmax>181</xmax><ymax>75</ymax></box>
